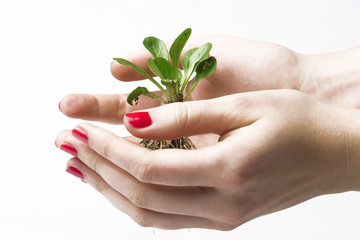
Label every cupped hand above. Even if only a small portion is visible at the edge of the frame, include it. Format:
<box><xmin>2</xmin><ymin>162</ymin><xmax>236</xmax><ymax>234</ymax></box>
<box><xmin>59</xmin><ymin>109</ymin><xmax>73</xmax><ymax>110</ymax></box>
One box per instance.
<box><xmin>59</xmin><ymin>36</ymin><xmax>305</xmax><ymax>124</ymax></box>
<box><xmin>56</xmin><ymin>89</ymin><xmax>360</xmax><ymax>230</ymax></box>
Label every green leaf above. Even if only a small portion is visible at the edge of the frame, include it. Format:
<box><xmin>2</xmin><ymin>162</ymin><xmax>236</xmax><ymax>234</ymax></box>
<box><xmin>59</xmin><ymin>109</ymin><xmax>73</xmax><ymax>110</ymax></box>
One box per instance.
<box><xmin>148</xmin><ymin>57</ymin><xmax>174</xmax><ymax>80</ymax></box>
<box><xmin>177</xmin><ymin>69</ymin><xmax>183</xmax><ymax>84</ymax></box>
<box><xmin>113</xmin><ymin>57</ymin><xmax>168</xmax><ymax>97</ymax></box>
<box><xmin>195</xmin><ymin>56</ymin><xmax>217</xmax><ymax>81</ymax></box>
<box><xmin>184</xmin><ymin>56</ymin><xmax>217</xmax><ymax>101</ymax></box>
<box><xmin>127</xmin><ymin>86</ymin><xmax>167</xmax><ymax>106</ymax></box>
<box><xmin>187</xmin><ymin>43</ymin><xmax>212</xmax><ymax>75</ymax></box>
<box><xmin>169</xmin><ymin>28</ymin><xmax>192</xmax><ymax>78</ymax></box>
<box><xmin>182</xmin><ymin>43</ymin><xmax>212</xmax><ymax>88</ymax></box>
<box><xmin>113</xmin><ymin>58</ymin><xmax>153</xmax><ymax>80</ymax></box>
<box><xmin>182</xmin><ymin>47</ymin><xmax>198</xmax><ymax>75</ymax></box>
<box><xmin>143</xmin><ymin>37</ymin><xmax>169</xmax><ymax>60</ymax></box>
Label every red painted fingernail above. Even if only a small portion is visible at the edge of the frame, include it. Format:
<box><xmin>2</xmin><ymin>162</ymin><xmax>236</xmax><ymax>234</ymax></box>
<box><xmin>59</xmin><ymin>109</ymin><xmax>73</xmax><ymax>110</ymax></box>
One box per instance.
<box><xmin>72</xmin><ymin>128</ymin><xmax>88</xmax><ymax>144</ymax></box>
<box><xmin>66</xmin><ymin>166</ymin><xmax>84</xmax><ymax>180</ymax></box>
<box><xmin>125</xmin><ymin>112</ymin><xmax>152</xmax><ymax>128</ymax></box>
<box><xmin>60</xmin><ymin>143</ymin><xmax>78</xmax><ymax>157</ymax></box>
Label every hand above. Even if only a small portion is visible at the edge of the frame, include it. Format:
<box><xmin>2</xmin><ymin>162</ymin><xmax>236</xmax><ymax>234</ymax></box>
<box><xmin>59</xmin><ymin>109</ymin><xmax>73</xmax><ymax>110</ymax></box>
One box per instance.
<box><xmin>111</xmin><ymin>36</ymin><xmax>360</xmax><ymax>108</ymax></box>
<box><xmin>56</xmin><ymin>89</ymin><xmax>360</xmax><ymax>230</ymax></box>
<box><xmin>59</xmin><ymin>37</ymin><xmax>360</xmax><ymax>124</ymax></box>
<box><xmin>59</xmin><ymin>36</ymin><xmax>304</xmax><ymax>124</ymax></box>
<box><xmin>111</xmin><ymin>35</ymin><xmax>304</xmax><ymax>100</ymax></box>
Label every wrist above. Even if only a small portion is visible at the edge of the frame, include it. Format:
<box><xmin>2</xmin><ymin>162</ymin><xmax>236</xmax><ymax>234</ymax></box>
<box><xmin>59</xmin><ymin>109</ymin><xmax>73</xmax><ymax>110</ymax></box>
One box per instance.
<box><xmin>322</xmin><ymin>106</ymin><xmax>360</xmax><ymax>193</ymax></box>
<box><xmin>342</xmin><ymin>108</ymin><xmax>360</xmax><ymax>191</ymax></box>
<box><xmin>298</xmin><ymin>47</ymin><xmax>360</xmax><ymax>108</ymax></box>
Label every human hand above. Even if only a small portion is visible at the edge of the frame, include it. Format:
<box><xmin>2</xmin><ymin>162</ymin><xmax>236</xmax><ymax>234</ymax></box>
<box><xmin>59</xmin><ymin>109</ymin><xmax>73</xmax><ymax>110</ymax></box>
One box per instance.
<box><xmin>111</xmin><ymin>36</ymin><xmax>360</xmax><ymax>108</ymax></box>
<box><xmin>56</xmin><ymin>89</ymin><xmax>360</xmax><ymax>230</ymax></box>
<box><xmin>59</xmin><ymin>37</ymin><xmax>360</xmax><ymax>124</ymax></box>
<box><xmin>111</xmin><ymin>35</ymin><xmax>303</xmax><ymax>100</ymax></box>
<box><xmin>59</xmin><ymin>36</ymin><xmax>302</xmax><ymax>124</ymax></box>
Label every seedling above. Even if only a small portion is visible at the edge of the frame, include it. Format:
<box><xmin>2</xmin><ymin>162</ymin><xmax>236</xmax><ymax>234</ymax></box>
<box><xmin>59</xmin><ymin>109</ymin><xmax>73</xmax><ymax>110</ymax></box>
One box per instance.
<box><xmin>113</xmin><ymin>28</ymin><xmax>217</xmax><ymax>149</ymax></box>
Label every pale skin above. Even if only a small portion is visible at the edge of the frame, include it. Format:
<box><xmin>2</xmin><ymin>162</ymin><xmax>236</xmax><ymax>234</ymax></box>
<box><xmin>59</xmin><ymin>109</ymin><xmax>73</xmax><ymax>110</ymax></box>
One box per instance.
<box><xmin>56</xmin><ymin>35</ymin><xmax>360</xmax><ymax>230</ymax></box>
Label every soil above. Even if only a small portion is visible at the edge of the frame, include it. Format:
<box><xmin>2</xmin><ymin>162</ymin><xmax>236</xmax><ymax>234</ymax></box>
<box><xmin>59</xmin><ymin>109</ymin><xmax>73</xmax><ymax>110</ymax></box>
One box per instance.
<box><xmin>140</xmin><ymin>137</ymin><xmax>196</xmax><ymax>150</ymax></box>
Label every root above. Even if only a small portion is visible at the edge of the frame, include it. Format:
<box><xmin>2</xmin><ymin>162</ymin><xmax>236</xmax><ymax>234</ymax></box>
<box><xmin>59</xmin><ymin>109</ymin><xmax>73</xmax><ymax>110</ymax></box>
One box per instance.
<box><xmin>140</xmin><ymin>137</ymin><xmax>196</xmax><ymax>150</ymax></box>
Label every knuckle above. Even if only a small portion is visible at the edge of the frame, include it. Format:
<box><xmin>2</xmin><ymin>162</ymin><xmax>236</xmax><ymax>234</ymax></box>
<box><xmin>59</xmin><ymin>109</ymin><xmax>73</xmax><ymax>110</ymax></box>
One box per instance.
<box><xmin>221</xmin><ymin>209</ymin><xmax>244</xmax><ymax>225</ymax></box>
<box><xmin>214</xmin><ymin>222</ymin><xmax>239</xmax><ymax>231</ymax></box>
<box><xmin>131</xmin><ymin>210</ymin><xmax>152</xmax><ymax>228</ymax></box>
<box><xmin>126</xmin><ymin>189</ymin><xmax>149</xmax><ymax>209</ymax></box>
<box><xmin>214</xmin><ymin>204</ymin><xmax>248</xmax><ymax>227</ymax></box>
<box><xmin>134</xmin><ymin>157</ymin><xmax>154</xmax><ymax>183</ymax></box>
<box><xmin>231</xmin><ymin>94</ymin><xmax>253</xmax><ymax>113</ymax></box>
<box><xmin>171</xmin><ymin>102</ymin><xmax>191</xmax><ymax>132</ymax></box>
<box><xmin>213</xmin><ymin>161</ymin><xmax>244</xmax><ymax>192</ymax></box>
<box><xmin>86</xmin><ymin>152</ymin><xmax>101</xmax><ymax>174</ymax></box>
<box><xmin>214</xmin><ymin>195</ymin><xmax>258</xmax><ymax>226</ymax></box>
<box><xmin>219</xmin><ymin>173</ymin><xmax>242</xmax><ymax>192</ymax></box>
<box><xmin>93</xmin><ymin>182</ymin><xmax>107</xmax><ymax>195</ymax></box>
<box><xmin>102</xmin><ymin>136</ymin><xmax>118</xmax><ymax>159</ymax></box>
<box><xmin>214</xmin><ymin>154</ymin><xmax>256</xmax><ymax>192</ymax></box>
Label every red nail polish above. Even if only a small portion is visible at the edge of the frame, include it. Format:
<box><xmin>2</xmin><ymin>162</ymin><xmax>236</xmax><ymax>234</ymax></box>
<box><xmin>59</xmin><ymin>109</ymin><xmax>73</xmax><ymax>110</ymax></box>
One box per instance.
<box><xmin>60</xmin><ymin>143</ymin><xmax>78</xmax><ymax>157</ymax></box>
<box><xmin>126</xmin><ymin>112</ymin><xmax>152</xmax><ymax>128</ymax></box>
<box><xmin>66</xmin><ymin>166</ymin><xmax>84</xmax><ymax>180</ymax></box>
<box><xmin>72</xmin><ymin>128</ymin><xmax>88</xmax><ymax>144</ymax></box>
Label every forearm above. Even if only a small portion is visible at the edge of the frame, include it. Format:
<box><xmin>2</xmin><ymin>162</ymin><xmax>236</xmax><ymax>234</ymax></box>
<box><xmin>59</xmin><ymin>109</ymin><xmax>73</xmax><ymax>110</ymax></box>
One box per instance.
<box><xmin>299</xmin><ymin>47</ymin><xmax>360</xmax><ymax>108</ymax></box>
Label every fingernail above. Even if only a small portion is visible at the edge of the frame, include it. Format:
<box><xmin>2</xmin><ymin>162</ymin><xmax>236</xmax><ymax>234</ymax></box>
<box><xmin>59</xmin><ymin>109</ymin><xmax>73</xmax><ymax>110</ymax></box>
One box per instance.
<box><xmin>66</xmin><ymin>166</ymin><xmax>84</xmax><ymax>180</ymax></box>
<box><xmin>72</xmin><ymin>128</ymin><xmax>88</xmax><ymax>144</ymax></box>
<box><xmin>60</xmin><ymin>143</ymin><xmax>78</xmax><ymax>157</ymax></box>
<box><xmin>125</xmin><ymin>112</ymin><xmax>152</xmax><ymax>128</ymax></box>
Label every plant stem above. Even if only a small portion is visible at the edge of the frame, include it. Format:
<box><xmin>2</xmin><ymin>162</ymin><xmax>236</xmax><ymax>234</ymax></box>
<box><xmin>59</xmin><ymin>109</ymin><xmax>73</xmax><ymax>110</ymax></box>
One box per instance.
<box><xmin>167</xmin><ymin>82</ymin><xmax>179</xmax><ymax>103</ymax></box>
<box><xmin>148</xmin><ymin>76</ymin><xmax>170</xmax><ymax>100</ymax></box>
<box><xmin>180</xmin><ymin>75</ymin><xmax>192</xmax><ymax>93</ymax></box>
<box><xmin>184</xmin><ymin>78</ymin><xmax>198</xmax><ymax>101</ymax></box>
<box><xmin>145</xmin><ymin>92</ymin><xmax>168</xmax><ymax>104</ymax></box>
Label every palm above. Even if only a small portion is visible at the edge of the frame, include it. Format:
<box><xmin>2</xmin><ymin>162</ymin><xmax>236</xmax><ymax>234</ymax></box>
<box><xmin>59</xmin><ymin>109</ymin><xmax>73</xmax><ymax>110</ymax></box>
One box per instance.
<box><xmin>187</xmin><ymin>36</ymin><xmax>300</xmax><ymax>100</ymax></box>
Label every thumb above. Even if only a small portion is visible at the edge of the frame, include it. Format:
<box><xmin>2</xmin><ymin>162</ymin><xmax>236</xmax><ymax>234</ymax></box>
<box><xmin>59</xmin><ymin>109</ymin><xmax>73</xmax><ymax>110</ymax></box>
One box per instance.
<box><xmin>123</xmin><ymin>94</ymin><xmax>260</xmax><ymax>140</ymax></box>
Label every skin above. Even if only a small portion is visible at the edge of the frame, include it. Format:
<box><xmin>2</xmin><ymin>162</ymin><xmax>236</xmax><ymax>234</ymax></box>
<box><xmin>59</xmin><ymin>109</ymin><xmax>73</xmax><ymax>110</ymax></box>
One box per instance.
<box><xmin>56</xmin><ymin>36</ymin><xmax>360</xmax><ymax>230</ymax></box>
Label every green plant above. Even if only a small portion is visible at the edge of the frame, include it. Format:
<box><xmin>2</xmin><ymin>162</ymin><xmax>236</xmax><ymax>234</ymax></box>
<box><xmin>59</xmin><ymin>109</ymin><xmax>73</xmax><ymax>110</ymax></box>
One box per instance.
<box><xmin>113</xmin><ymin>28</ymin><xmax>217</xmax><ymax>149</ymax></box>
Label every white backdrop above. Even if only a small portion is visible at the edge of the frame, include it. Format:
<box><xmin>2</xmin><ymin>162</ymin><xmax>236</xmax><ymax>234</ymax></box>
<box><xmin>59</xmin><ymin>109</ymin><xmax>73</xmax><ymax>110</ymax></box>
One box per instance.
<box><xmin>1</xmin><ymin>0</ymin><xmax>360</xmax><ymax>239</ymax></box>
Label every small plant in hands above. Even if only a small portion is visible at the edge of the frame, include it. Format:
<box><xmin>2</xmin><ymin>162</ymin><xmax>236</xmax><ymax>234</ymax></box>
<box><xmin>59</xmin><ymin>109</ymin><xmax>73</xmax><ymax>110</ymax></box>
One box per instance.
<box><xmin>113</xmin><ymin>28</ymin><xmax>217</xmax><ymax>150</ymax></box>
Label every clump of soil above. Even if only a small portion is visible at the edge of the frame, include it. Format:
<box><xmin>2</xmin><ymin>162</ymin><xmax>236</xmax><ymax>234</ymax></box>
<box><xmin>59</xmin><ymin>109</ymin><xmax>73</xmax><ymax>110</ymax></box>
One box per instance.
<box><xmin>140</xmin><ymin>137</ymin><xmax>196</xmax><ymax>150</ymax></box>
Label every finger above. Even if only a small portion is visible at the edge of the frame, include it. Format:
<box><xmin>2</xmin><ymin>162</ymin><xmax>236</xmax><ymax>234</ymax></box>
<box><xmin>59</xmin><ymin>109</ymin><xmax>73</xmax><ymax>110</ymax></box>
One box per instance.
<box><xmin>60</xmin><ymin>135</ymin><xmax>240</xmax><ymax>226</ymax></box>
<box><xmin>58</xmin><ymin>133</ymin><xmax>221</xmax><ymax>220</ymax></box>
<box><xmin>59</xmin><ymin>132</ymin><xmax>228</xmax><ymax>219</ymax></box>
<box><xmin>67</xmin><ymin>123</ymin><xmax>223</xmax><ymax>187</ymax></box>
<box><xmin>65</xmin><ymin>158</ymin><xmax>227</xmax><ymax>230</ymax></box>
<box><xmin>124</xmin><ymin>93</ymin><xmax>261</xmax><ymax>140</ymax></box>
<box><xmin>59</xmin><ymin>93</ymin><xmax>162</xmax><ymax>124</ymax></box>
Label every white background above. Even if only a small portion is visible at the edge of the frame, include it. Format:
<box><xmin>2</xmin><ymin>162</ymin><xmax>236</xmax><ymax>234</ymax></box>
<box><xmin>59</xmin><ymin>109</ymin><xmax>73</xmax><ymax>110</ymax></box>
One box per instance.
<box><xmin>1</xmin><ymin>0</ymin><xmax>360</xmax><ymax>239</ymax></box>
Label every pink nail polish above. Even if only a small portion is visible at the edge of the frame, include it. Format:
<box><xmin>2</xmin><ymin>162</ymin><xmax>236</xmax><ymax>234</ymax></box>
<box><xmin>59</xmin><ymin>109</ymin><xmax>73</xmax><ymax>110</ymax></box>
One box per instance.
<box><xmin>125</xmin><ymin>112</ymin><xmax>152</xmax><ymax>128</ymax></box>
<box><xmin>72</xmin><ymin>128</ymin><xmax>88</xmax><ymax>144</ymax></box>
<box><xmin>60</xmin><ymin>143</ymin><xmax>78</xmax><ymax>157</ymax></box>
<box><xmin>66</xmin><ymin>166</ymin><xmax>84</xmax><ymax>180</ymax></box>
